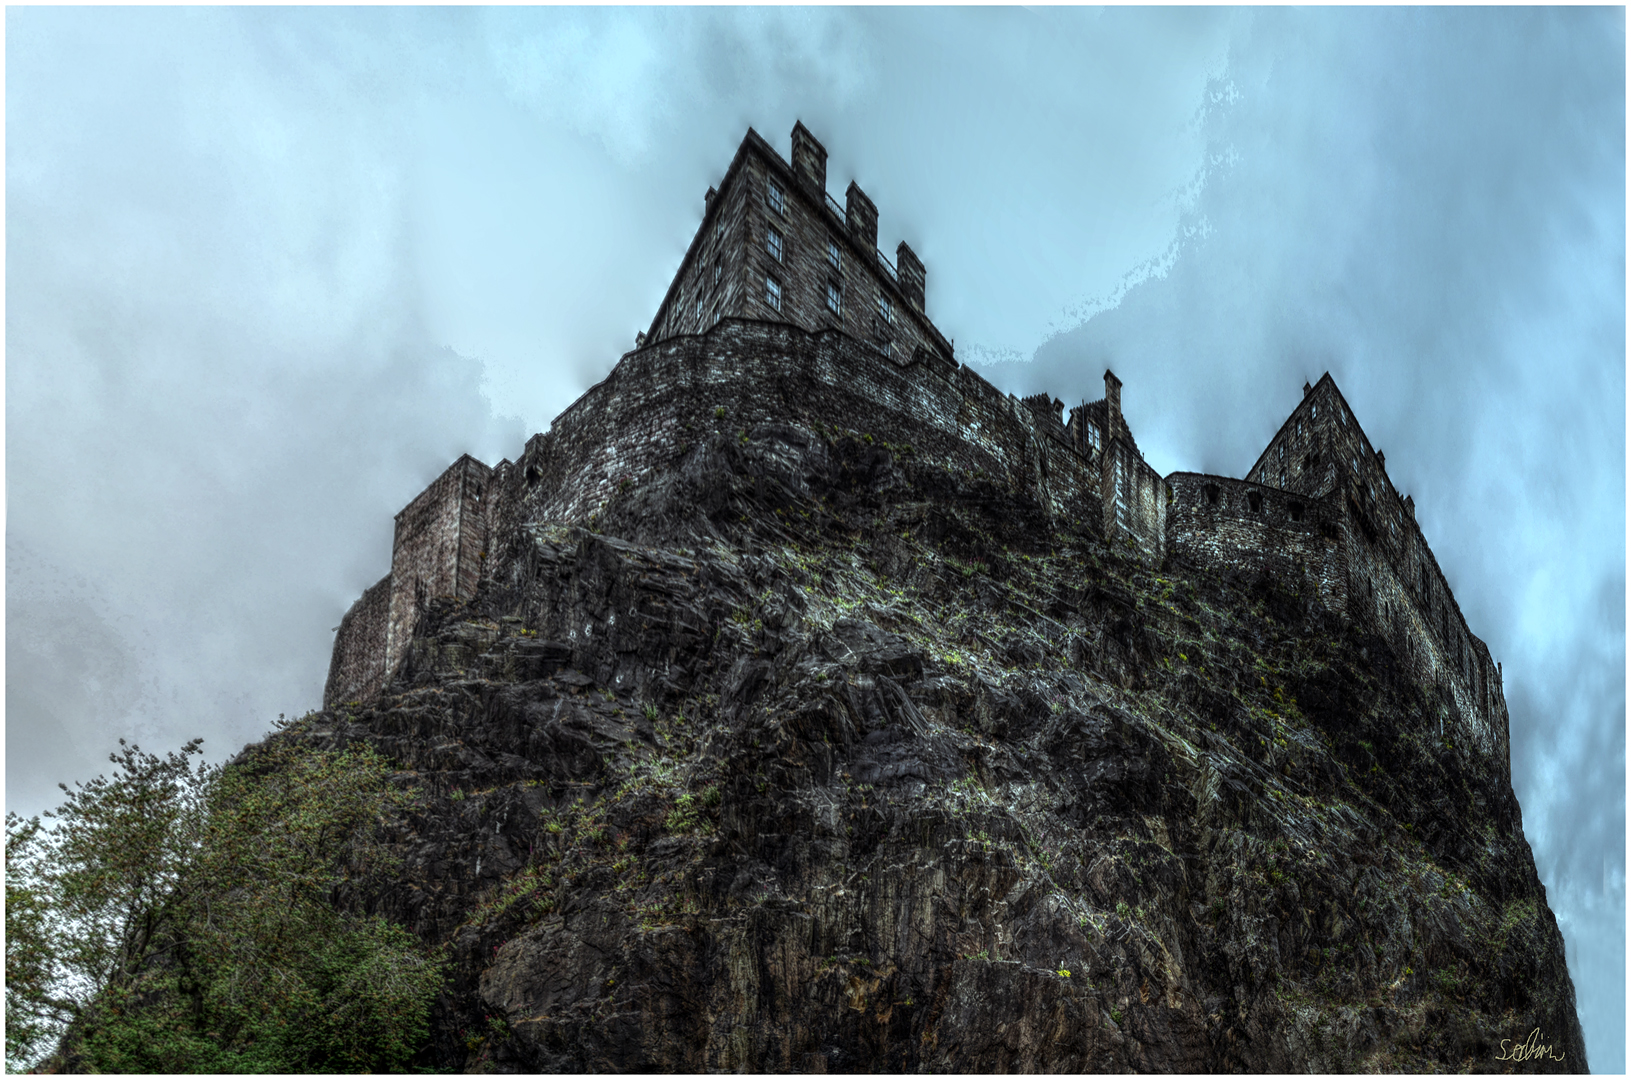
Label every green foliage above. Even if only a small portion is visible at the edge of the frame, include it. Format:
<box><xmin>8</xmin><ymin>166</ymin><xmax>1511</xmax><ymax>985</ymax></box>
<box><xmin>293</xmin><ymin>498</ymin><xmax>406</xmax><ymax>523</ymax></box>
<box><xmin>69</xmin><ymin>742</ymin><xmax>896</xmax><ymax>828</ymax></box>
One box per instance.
<box><xmin>5</xmin><ymin>734</ymin><xmax>444</xmax><ymax>1073</ymax></box>
<box><xmin>5</xmin><ymin>816</ymin><xmax>61</xmax><ymax>1070</ymax></box>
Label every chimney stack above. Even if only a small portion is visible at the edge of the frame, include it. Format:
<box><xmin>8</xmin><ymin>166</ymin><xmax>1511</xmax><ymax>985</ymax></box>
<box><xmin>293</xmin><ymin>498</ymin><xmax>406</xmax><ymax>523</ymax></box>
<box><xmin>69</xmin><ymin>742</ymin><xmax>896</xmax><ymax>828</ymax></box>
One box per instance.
<box><xmin>845</xmin><ymin>181</ymin><xmax>878</xmax><ymax>248</ymax></box>
<box><xmin>896</xmin><ymin>241</ymin><xmax>926</xmax><ymax>312</ymax></box>
<box><xmin>705</xmin><ymin>186</ymin><xmax>716</xmax><ymax>213</ymax></box>
<box><xmin>1404</xmin><ymin>494</ymin><xmax>1415</xmax><ymax>518</ymax></box>
<box><xmin>790</xmin><ymin>121</ymin><xmax>827</xmax><ymax>197</ymax></box>
<box><xmin>1104</xmin><ymin>369</ymin><xmax>1123</xmax><ymax>442</ymax></box>
<box><xmin>1376</xmin><ymin>451</ymin><xmax>1386</xmax><ymax>471</ymax></box>
<box><xmin>1303</xmin><ymin>381</ymin><xmax>1312</xmax><ymax>398</ymax></box>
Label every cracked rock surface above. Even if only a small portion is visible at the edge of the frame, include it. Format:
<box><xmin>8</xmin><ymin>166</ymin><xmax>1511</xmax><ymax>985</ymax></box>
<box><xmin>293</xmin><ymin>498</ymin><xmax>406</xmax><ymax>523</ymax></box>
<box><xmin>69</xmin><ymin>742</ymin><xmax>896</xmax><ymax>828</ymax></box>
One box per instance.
<box><xmin>280</xmin><ymin>422</ymin><xmax>1584</xmax><ymax>1072</ymax></box>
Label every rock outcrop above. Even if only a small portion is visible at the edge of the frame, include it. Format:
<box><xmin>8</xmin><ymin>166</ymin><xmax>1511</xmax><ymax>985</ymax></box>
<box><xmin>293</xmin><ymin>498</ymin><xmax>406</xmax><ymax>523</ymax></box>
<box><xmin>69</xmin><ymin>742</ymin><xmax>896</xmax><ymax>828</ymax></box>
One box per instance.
<box><xmin>280</xmin><ymin>419</ymin><xmax>1584</xmax><ymax>1071</ymax></box>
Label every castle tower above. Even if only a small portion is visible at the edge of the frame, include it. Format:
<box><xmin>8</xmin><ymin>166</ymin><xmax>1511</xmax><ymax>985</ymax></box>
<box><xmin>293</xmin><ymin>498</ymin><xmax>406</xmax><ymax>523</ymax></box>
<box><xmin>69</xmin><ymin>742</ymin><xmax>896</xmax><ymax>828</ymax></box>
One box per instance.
<box><xmin>323</xmin><ymin>454</ymin><xmax>492</xmax><ymax>708</ymax></box>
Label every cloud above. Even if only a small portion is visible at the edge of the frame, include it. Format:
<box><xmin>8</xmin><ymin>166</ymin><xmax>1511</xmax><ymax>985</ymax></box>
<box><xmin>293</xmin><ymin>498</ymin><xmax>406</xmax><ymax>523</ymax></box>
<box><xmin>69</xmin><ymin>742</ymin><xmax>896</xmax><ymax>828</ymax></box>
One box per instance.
<box><xmin>6</xmin><ymin>7</ymin><xmax>524</xmax><ymax>811</ymax></box>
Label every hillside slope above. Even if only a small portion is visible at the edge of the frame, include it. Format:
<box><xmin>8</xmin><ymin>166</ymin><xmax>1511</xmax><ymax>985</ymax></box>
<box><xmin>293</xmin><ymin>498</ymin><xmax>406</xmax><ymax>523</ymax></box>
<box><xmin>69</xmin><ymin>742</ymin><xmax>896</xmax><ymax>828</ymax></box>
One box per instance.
<box><xmin>274</xmin><ymin>419</ymin><xmax>1581</xmax><ymax>1071</ymax></box>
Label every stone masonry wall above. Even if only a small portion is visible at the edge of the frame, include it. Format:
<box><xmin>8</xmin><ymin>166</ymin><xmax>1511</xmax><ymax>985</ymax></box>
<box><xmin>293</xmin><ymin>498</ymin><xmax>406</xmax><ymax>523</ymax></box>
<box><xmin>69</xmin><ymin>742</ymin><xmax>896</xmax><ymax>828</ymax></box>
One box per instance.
<box><xmin>323</xmin><ymin>573</ymin><xmax>390</xmax><ymax>708</ymax></box>
<box><xmin>492</xmin><ymin>319</ymin><xmax>1119</xmax><ymax>552</ymax></box>
<box><xmin>1166</xmin><ymin>473</ymin><xmax>1349</xmax><ymax>615</ymax></box>
<box><xmin>1244</xmin><ymin>376</ymin><xmax>1506</xmax><ymax>770</ymax></box>
<box><xmin>385</xmin><ymin>454</ymin><xmax>494</xmax><ymax>683</ymax></box>
<box><xmin>1343</xmin><ymin>511</ymin><xmax>1508</xmax><ymax>763</ymax></box>
<box><xmin>1104</xmin><ymin>438</ymin><xmax>1168</xmax><ymax>563</ymax></box>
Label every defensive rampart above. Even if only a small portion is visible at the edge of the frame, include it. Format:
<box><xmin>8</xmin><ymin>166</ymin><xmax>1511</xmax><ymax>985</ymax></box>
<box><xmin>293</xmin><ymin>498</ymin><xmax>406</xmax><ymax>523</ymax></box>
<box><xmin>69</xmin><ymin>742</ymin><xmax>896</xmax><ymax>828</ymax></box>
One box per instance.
<box><xmin>496</xmin><ymin>318</ymin><xmax>1165</xmax><ymax>550</ymax></box>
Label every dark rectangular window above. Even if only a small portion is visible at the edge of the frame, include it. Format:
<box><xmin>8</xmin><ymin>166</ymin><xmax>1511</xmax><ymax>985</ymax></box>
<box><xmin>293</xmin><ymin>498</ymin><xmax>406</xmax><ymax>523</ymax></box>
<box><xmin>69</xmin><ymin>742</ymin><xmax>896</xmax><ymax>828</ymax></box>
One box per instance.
<box><xmin>828</xmin><ymin>240</ymin><xmax>842</xmax><ymax>271</ymax></box>
<box><xmin>766</xmin><ymin>275</ymin><xmax>782</xmax><ymax>312</ymax></box>
<box><xmin>767</xmin><ymin>227</ymin><xmax>783</xmax><ymax>262</ymax></box>
<box><xmin>767</xmin><ymin>180</ymin><xmax>785</xmax><ymax>215</ymax></box>
<box><xmin>876</xmin><ymin>293</ymin><xmax>894</xmax><ymax>325</ymax></box>
<box><xmin>826</xmin><ymin>280</ymin><xmax>842</xmax><ymax>315</ymax></box>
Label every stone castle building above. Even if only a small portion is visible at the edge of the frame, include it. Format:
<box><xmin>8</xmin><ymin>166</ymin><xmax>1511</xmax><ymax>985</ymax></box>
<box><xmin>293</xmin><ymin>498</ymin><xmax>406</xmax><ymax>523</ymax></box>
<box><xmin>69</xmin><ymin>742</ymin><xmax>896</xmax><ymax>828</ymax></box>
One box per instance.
<box><xmin>324</xmin><ymin>123</ymin><xmax>1509</xmax><ymax>779</ymax></box>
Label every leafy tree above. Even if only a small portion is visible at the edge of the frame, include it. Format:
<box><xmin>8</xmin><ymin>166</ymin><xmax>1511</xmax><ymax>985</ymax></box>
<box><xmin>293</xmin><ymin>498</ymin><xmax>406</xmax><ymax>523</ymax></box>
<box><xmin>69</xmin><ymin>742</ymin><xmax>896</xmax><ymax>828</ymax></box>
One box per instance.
<box><xmin>4</xmin><ymin>728</ymin><xmax>444</xmax><ymax>1072</ymax></box>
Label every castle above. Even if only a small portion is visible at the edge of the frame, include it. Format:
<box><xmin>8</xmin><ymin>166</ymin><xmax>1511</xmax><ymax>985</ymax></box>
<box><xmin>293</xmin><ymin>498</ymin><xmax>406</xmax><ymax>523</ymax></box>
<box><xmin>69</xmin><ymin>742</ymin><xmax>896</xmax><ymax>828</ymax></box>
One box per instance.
<box><xmin>324</xmin><ymin>123</ymin><xmax>1510</xmax><ymax>777</ymax></box>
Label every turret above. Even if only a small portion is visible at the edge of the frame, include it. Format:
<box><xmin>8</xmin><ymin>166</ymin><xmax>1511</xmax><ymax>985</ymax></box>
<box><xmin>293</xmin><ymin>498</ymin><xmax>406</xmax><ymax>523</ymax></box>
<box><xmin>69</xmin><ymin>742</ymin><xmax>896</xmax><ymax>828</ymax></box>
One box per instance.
<box><xmin>897</xmin><ymin>241</ymin><xmax>926</xmax><ymax>312</ymax></box>
<box><xmin>1104</xmin><ymin>369</ymin><xmax>1124</xmax><ymax>443</ymax></box>
<box><xmin>845</xmin><ymin>182</ymin><xmax>878</xmax><ymax>248</ymax></box>
<box><xmin>791</xmin><ymin>121</ymin><xmax>827</xmax><ymax>197</ymax></box>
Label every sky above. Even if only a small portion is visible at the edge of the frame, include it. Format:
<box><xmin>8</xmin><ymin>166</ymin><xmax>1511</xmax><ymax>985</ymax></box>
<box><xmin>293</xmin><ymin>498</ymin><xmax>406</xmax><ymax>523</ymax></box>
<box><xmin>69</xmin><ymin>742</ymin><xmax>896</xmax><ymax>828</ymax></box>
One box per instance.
<box><xmin>6</xmin><ymin>7</ymin><xmax>1623</xmax><ymax>1070</ymax></box>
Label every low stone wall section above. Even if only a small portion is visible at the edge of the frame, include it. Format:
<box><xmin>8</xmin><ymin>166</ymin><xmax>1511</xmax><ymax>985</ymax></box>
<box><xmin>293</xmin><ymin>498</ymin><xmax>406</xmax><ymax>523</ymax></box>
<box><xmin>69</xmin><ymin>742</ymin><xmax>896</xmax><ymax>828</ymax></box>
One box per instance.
<box><xmin>323</xmin><ymin>573</ymin><xmax>390</xmax><ymax>708</ymax></box>
<box><xmin>1166</xmin><ymin>472</ymin><xmax>1348</xmax><ymax>614</ymax></box>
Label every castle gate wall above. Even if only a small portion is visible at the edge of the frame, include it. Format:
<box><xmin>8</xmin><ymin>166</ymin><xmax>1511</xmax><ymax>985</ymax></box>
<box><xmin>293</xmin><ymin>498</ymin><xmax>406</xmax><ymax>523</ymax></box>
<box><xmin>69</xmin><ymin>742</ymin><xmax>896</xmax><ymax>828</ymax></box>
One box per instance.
<box><xmin>323</xmin><ymin>573</ymin><xmax>390</xmax><ymax>708</ymax></box>
<box><xmin>1166</xmin><ymin>473</ymin><xmax>1349</xmax><ymax>614</ymax></box>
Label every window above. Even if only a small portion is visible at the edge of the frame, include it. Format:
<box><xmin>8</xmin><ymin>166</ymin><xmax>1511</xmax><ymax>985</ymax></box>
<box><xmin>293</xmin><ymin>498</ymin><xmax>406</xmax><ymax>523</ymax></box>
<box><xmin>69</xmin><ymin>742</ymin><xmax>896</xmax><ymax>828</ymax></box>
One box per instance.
<box><xmin>1247</xmin><ymin>491</ymin><xmax>1263</xmax><ymax>512</ymax></box>
<box><xmin>826</xmin><ymin>280</ymin><xmax>842</xmax><ymax>315</ymax></box>
<box><xmin>767</xmin><ymin>227</ymin><xmax>783</xmax><ymax>262</ymax></box>
<box><xmin>694</xmin><ymin>295</ymin><xmax>703</xmax><ymax>322</ymax></box>
<box><xmin>713</xmin><ymin>261</ymin><xmax>722</xmax><ymax>286</ymax></box>
<box><xmin>766</xmin><ymin>274</ymin><xmax>782</xmax><ymax>312</ymax></box>
<box><xmin>1203</xmin><ymin>483</ymin><xmax>1220</xmax><ymax>506</ymax></box>
<box><xmin>767</xmin><ymin>179</ymin><xmax>784</xmax><ymax>215</ymax></box>
<box><xmin>879</xmin><ymin>339</ymin><xmax>892</xmax><ymax>359</ymax></box>
<box><xmin>1313</xmin><ymin>403</ymin><xmax>1319</xmax><ymax>418</ymax></box>
<box><xmin>876</xmin><ymin>293</ymin><xmax>894</xmax><ymax>325</ymax></box>
<box><xmin>1289</xmin><ymin>502</ymin><xmax>1304</xmax><ymax>522</ymax></box>
<box><xmin>828</xmin><ymin>240</ymin><xmax>842</xmax><ymax>271</ymax></box>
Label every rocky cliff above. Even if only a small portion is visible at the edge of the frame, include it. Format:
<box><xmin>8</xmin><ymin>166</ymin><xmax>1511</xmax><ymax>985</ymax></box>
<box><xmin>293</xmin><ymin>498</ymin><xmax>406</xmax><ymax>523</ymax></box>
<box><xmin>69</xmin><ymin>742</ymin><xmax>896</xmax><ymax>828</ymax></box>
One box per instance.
<box><xmin>280</xmin><ymin>417</ymin><xmax>1581</xmax><ymax>1071</ymax></box>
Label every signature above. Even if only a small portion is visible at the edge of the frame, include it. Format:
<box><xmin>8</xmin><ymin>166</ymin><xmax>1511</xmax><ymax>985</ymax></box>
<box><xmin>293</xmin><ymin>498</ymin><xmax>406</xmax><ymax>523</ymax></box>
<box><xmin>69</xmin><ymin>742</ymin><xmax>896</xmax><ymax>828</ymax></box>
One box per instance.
<box><xmin>1495</xmin><ymin>1028</ymin><xmax>1566</xmax><ymax>1063</ymax></box>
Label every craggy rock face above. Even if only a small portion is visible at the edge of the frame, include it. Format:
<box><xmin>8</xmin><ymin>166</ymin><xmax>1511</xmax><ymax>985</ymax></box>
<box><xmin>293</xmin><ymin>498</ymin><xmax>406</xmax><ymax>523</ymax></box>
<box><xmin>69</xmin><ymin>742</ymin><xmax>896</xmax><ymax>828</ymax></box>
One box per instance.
<box><xmin>287</xmin><ymin>422</ymin><xmax>1584</xmax><ymax>1072</ymax></box>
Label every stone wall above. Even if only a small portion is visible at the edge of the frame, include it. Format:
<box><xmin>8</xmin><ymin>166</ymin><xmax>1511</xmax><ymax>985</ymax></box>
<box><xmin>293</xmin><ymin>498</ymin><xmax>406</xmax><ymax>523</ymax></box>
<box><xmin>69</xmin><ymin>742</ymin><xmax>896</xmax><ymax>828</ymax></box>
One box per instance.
<box><xmin>322</xmin><ymin>573</ymin><xmax>390</xmax><ymax>707</ymax></box>
<box><xmin>492</xmin><ymin>318</ymin><xmax>1172</xmax><ymax>552</ymax></box>
<box><xmin>1244</xmin><ymin>375</ymin><xmax>1505</xmax><ymax>768</ymax></box>
<box><xmin>1342</xmin><ymin>509</ymin><xmax>1509</xmax><ymax>763</ymax></box>
<box><xmin>1166</xmin><ymin>473</ymin><xmax>1348</xmax><ymax>613</ymax></box>
<box><xmin>384</xmin><ymin>454</ymin><xmax>493</xmax><ymax>682</ymax></box>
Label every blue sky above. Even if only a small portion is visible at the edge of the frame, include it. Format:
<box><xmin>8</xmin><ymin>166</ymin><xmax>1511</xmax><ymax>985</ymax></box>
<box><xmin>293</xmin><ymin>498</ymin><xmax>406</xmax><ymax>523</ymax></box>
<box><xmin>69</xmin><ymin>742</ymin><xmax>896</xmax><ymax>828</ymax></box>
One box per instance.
<box><xmin>7</xmin><ymin>8</ymin><xmax>1622</xmax><ymax>1069</ymax></box>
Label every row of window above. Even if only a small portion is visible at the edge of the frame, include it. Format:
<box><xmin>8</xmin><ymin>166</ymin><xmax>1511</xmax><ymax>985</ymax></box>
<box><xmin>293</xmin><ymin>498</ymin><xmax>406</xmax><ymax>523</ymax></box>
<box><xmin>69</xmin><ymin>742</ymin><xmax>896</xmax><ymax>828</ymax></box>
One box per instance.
<box><xmin>764</xmin><ymin>174</ymin><xmax>897</xmax><ymax>359</ymax></box>
<box><xmin>764</xmin><ymin>178</ymin><xmax>898</xmax><ymax>322</ymax></box>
